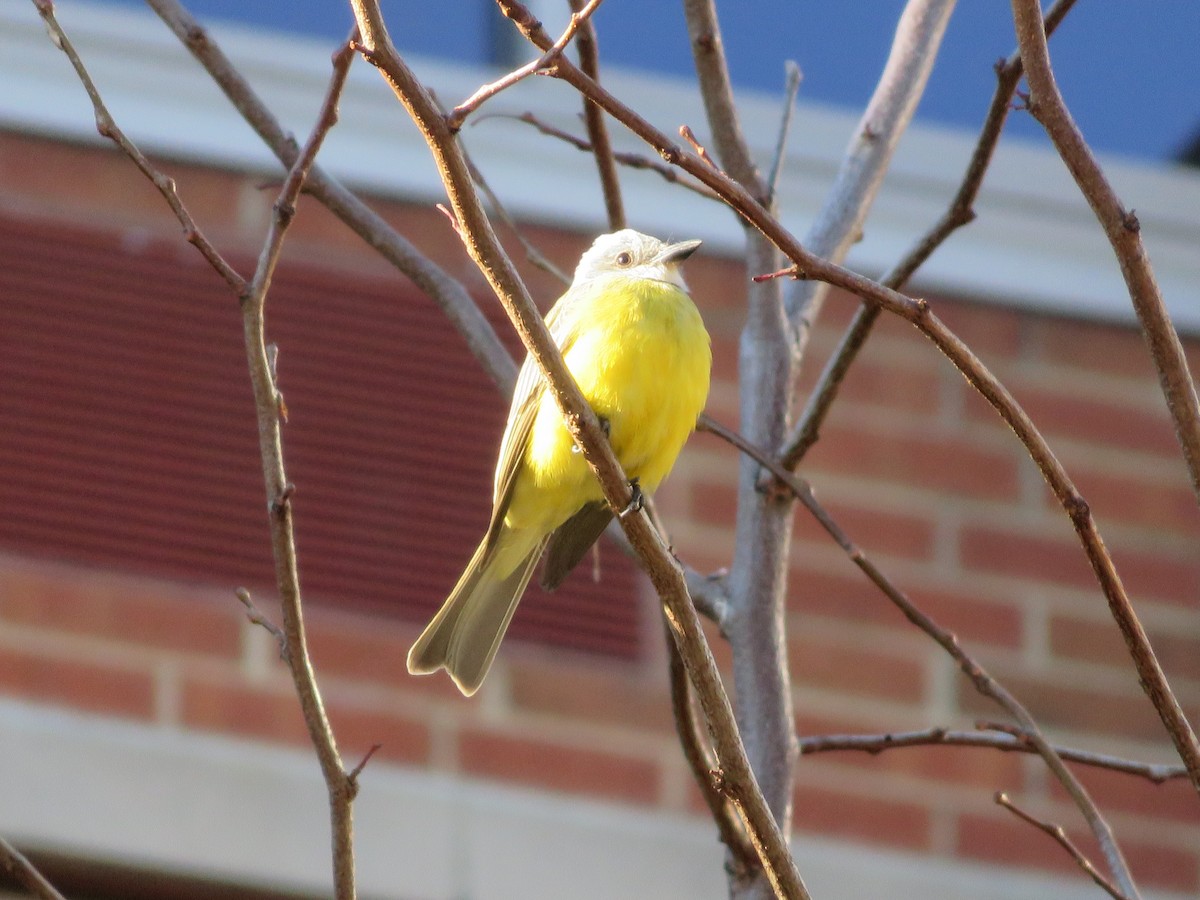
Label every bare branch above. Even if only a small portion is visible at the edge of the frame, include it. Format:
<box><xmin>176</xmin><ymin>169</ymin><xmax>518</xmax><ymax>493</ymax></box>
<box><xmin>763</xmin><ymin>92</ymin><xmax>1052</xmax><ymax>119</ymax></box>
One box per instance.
<box><xmin>784</xmin><ymin>0</ymin><xmax>956</xmax><ymax>327</ymax></box>
<box><xmin>236</xmin><ymin>36</ymin><xmax>362</xmax><ymax>899</ymax></box>
<box><xmin>1011</xmin><ymin>0</ymin><xmax>1200</xmax><ymax>515</ymax></box>
<box><xmin>780</xmin><ymin>0</ymin><xmax>1079</xmax><ymax>470</ymax></box>
<box><xmin>698</xmin><ymin>413</ymin><xmax>1141</xmax><ymax>898</ymax></box>
<box><xmin>146</xmin><ymin>0</ymin><xmax>518</xmax><ymax>394</ymax></box>
<box><xmin>31</xmin><ymin>0</ymin><xmax>244</xmax><ymax>293</ymax></box>
<box><xmin>349</xmin><ymin>4</ymin><xmax>809</xmax><ymax>896</ymax></box>
<box><xmin>0</xmin><ymin>838</ymin><xmax>67</xmax><ymax>900</ymax></box>
<box><xmin>445</xmin><ymin>0</ymin><xmax>603</xmax><ymax>132</ymax></box>
<box><xmin>996</xmin><ymin>793</ymin><xmax>1133</xmax><ymax>900</ymax></box>
<box><xmin>502</xmin><ymin>15</ymin><xmax>1200</xmax><ymax>796</ymax></box>
<box><xmin>667</xmin><ymin>634</ymin><xmax>756</xmax><ymax>874</ymax></box>
<box><xmin>765</xmin><ymin>61</ymin><xmax>802</xmax><ymax>205</ymax></box>
<box><xmin>799</xmin><ymin>726</ymin><xmax>1190</xmax><ymax>784</ymax></box>
<box><xmin>568</xmin><ymin>0</ymin><xmax>625</xmax><ymax>230</ymax></box>
<box><xmin>489</xmin><ymin>112</ymin><xmax>722</xmax><ymax>201</ymax></box>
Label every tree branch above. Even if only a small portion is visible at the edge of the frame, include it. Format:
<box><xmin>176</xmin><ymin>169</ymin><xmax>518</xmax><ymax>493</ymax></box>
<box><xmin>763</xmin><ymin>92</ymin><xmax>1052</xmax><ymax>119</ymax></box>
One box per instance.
<box><xmin>491</xmin><ymin>112</ymin><xmax>722</xmax><ymax>201</ymax></box>
<box><xmin>780</xmin><ymin>0</ymin><xmax>1079</xmax><ymax>470</ymax></box>
<box><xmin>996</xmin><ymin>793</ymin><xmax>1133</xmax><ymax>900</ymax></box>
<box><xmin>348</xmin><ymin>4</ymin><xmax>808</xmax><ymax>896</ymax></box>
<box><xmin>1011</xmin><ymin>0</ymin><xmax>1200</xmax><ymax>514</ymax></box>
<box><xmin>445</xmin><ymin>0</ymin><xmax>603</xmax><ymax>132</ymax></box>
<box><xmin>568</xmin><ymin>0</ymin><xmax>625</xmax><ymax>230</ymax></box>
<box><xmin>677</xmin><ymin>12</ymin><xmax>799</xmax><ymax>900</ymax></box>
<box><xmin>798</xmin><ymin>726</ymin><xmax>1189</xmax><ymax>784</ymax></box>
<box><xmin>494</xmin><ymin>11</ymin><xmax>1200</xmax><ymax>795</ymax></box>
<box><xmin>236</xmin><ymin>35</ymin><xmax>362</xmax><ymax>900</ymax></box>
<box><xmin>783</xmin><ymin>0</ymin><xmax>956</xmax><ymax>329</ymax></box>
<box><xmin>0</xmin><ymin>838</ymin><xmax>67</xmax><ymax>900</ymax></box>
<box><xmin>698</xmin><ymin>413</ymin><xmax>1141</xmax><ymax>898</ymax></box>
<box><xmin>145</xmin><ymin>0</ymin><xmax>517</xmax><ymax>394</ymax></box>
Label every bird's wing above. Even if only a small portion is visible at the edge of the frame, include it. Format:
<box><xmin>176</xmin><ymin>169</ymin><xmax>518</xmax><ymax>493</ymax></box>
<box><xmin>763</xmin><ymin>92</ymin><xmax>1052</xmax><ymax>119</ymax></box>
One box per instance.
<box><xmin>484</xmin><ymin>291</ymin><xmax>587</xmax><ymax>544</ymax></box>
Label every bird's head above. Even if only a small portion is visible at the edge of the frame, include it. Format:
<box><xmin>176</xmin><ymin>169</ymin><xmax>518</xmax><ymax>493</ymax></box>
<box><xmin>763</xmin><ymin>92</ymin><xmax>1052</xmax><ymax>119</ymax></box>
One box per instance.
<box><xmin>572</xmin><ymin>229</ymin><xmax>702</xmax><ymax>292</ymax></box>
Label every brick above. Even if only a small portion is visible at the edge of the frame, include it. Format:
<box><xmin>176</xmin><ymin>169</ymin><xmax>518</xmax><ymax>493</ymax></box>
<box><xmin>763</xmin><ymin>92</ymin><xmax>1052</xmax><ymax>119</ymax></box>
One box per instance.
<box><xmin>325</xmin><ymin>705</ymin><xmax>430</xmax><ymax>767</ymax></box>
<box><xmin>956</xmin><ymin>809</ymin><xmax>1198</xmax><ymax>893</ymax></box>
<box><xmin>796</xmin><ymin>352</ymin><xmax>943</xmax><ymax>419</ymax></box>
<box><xmin>181</xmin><ymin>672</ymin><xmax>309</xmax><ymax>746</ymax></box>
<box><xmin>508</xmin><ymin>661</ymin><xmax>673</xmax><ymax>734</ymax></box>
<box><xmin>955</xmin><ymin>670</ymin><xmax>1194</xmax><ymax>743</ymax></box>
<box><xmin>1050</xmin><ymin>615</ymin><xmax>1200</xmax><ymax>683</ymax></box>
<box><xmin>0</xmin><ymin>567</ymin><xmax>241</xmax><ymax>659</ymax></box>
<box><xmin>0</xmin><ymin>644</ymin><xmax>154</xmax><ymax>720</ymax></box>
<box><xmin>1056</xmin><ymin>462</ymin><xmax>1200</xmax><ymax>536</ymax></box>
<box><xmin>967</xmin><ymin>382</ymin><xmax>1179</xmax><ymax>457</ymax></box>
<box><xmin>930</xmin><ymin>298</ymin><xmax>1025</xmax><ymax>360</ymax></box>
<box><xmin>457</xmin><ymin>728</ymin><xmax>659</xmax><ymax>805</ymax></box>
<box><xmin>790</xmin><ymin>564</ymin><xmax>1025</xmax><ymax>649</ymax></box>
<box><xmin>804</xmin><ymin>421</ymin><xmax>1020</xmax><ymax>502</ymax></box>
<box><xmin>793</xmin><ymin>781</ymin><xmax>931</xmax><ymax>852</ymax></box>
<box><xmin>960</xmin><ymin>524</ymin><xmax>1200</xmax><ymax>608</ymax></box>
<box><xmin>792</xmin><ymin>498</ymin><xmax>936</xmax><ymax>562</ymax></box>
<box><xmin>789</xmin><ymin>634</ymin><xmax>926</xmax><ymax>704</ymax></box>
<box><xmin>1031</xmin><ymin>316</ymin><xmax>1158</xmax><ymax>380</ymax></box>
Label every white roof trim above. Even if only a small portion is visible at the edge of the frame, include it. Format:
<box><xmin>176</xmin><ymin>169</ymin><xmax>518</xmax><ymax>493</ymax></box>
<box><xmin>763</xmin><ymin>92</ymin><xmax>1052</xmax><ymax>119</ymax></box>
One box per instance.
<box><xmin>2</xmin><ymin>0</ymin><xmax>1199</xmax><ymax>330</ymax></box>
<box><xmin>1</xmin><ymin>700</ymin><xmax>1186</xmax><ymax>900</ymax></box>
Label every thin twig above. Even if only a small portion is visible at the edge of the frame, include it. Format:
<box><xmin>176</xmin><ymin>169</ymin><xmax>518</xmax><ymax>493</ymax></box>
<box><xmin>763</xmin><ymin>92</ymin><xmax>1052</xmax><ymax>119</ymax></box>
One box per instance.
<box><xmin>348</xmin><ymin>4</ymin><xmax>808</xmax><ymax>897</ymax></box>
<box><xmin>798</xmin><ymin>726</ymin><xmax>1190</xmax><ymax>784</ymax></box>
<box><xmin>445</xmin><ymin>0</ymin><xmax>603</xmax><ymax>131</ymax></box>
<box><xmin>237</xmin><ymin>34</ymin><xmax>362</xmax><ymax>900</ymax></box>
<box><xmin>568</xmin><ymin>0</ymin><xmax>625</xmax><ymax>230</ymax></box>
<box><xmin>666</xmin><ymin>631</ymin><xmax>756</xmax><ymax>874</ymax></box>
<box><xmin>31</xmin><ymin>0</ymin><xmax>244</xmax><ymax>293</ymax></box>
<box><xmin>679</xmin><ymin>124</ymin><xmax>720</xmax><ymax>170</ymax></box>
<box><xmin>698</xmin><ymin>413</ymin><xmax>1141</xmax><ymax>898</ymax></box>
<box><xmin>499</xmin><ymin>6</ymin><xmax>1200</xmax><ymax>800</ymax></box>
<box><xmin>1011</xmin><ymin>0</ymin><xmax>1200</xmax><ymax>515</ymax></box>
<box><xmin>677</xmin><ymin>10</ymin><xmax>800</xmax><ymax>899</ymax></box>
<box><xmin>780</xmin><ymin>0</ymin><xmax>1079</xmax><ymax>469</ymax></box>
<box><xmin>0</xmin><ymin>837</ymin><xmax>67</xmax><ymax>900</ymax></box>
<box><xmin>236</xmin><ymin>586</ymin><xmax>286</xmax><ymax>655</ymax></box>
<box><xmin>765</xmin><ymin>61</ymin><xmax>802</xmax><ymax>205</ymax></box>
<box><xmin>996</xmin><ymin>793</ymin><xmax>1133</xmax><ymax>900</ymax></box>
<box><xmin>485</xmin><ymin>112</ymin><xmax>722</xmax><ymax>201</ymax></box>
<box><xmin>146</xmin><ymin>0</ymin><xmax>518</xmax><ymax>395</ymax></box>
<box><xmin>1005</xmin><ymin>0</ymin><xmax>1200</xmax><ymax>800</ymax></box>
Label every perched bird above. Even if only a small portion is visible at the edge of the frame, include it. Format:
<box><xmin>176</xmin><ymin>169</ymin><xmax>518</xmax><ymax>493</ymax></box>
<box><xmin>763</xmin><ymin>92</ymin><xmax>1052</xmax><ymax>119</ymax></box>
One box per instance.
<box><xmin>407</xmin><ymin>229</ymin><xmax>712</xmax><ymax>695</ymax></box>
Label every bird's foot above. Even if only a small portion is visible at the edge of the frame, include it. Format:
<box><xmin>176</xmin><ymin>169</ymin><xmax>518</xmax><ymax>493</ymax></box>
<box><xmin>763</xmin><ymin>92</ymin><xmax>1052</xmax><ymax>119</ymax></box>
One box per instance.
<box><xmin>618</xmin><ymin>478</ymin><xmax>644</xmax><ymax>519</ymax></box>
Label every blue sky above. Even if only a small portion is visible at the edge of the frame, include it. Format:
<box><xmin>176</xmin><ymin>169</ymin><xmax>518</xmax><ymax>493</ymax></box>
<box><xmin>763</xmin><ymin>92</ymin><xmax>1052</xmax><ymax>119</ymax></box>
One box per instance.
<box><xmin>105</xmin><ymin>1</ymin><xmax>1200</xmax><ymax>163</ymax></box>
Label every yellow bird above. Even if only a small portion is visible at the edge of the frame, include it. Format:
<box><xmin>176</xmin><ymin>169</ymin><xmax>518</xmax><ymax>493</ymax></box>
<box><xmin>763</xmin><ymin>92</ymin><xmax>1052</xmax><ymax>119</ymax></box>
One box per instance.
<box><xmin>407</xmin><ymin>229</ymin><xmax>711</xmax><ymax>695</ymax></box>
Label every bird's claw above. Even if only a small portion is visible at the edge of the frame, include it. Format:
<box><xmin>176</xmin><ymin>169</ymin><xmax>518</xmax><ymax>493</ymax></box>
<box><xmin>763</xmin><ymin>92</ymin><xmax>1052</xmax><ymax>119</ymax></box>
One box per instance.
<box><xmin>619</xmin><ymin>478</ymin><xmax>644</xmax><ymax>519</ymax></box>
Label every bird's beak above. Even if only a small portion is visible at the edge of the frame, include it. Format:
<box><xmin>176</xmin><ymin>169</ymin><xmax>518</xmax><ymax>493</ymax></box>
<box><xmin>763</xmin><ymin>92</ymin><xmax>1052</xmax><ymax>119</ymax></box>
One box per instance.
<box><xmin>658</xmin><ymin>239</ymin><xmax>702</xmax><ymax>264</ymax></box>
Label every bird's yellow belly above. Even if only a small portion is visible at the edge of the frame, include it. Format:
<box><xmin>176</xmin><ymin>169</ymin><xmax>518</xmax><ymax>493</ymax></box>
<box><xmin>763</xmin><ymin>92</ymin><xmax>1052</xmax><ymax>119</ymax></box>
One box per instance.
<box><xmin>505</xmin><ymin>280</ymin><xmax>710</xmax><ymax>533</ymax></box>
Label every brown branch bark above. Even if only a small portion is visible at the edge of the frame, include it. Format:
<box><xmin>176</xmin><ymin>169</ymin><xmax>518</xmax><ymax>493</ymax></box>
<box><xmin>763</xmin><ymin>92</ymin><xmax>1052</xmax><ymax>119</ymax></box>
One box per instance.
<box><xmin>35</xmin><ymin>5</ymin><xmax>366</xmax><ymax>893</ymax></box>
<box><xmin>568</xmin><ymin>0</ymin><xmax>625</xmax><ymax>230</ymax></box>
<box><xmin>676</xmin><ymin>10</ymin><xmax>797</xmax><ymax>900</ymax></box>
<box><xmin>996</xmin><ymin>793</ymin><xmax>1133</xmax><ymax>900</ymax></box>
<box><xmin>799</xmin><ymin>727</ymin><xmax>1189</xmax><ymax>784</ymax></box>
<box><xmin>348</xmin><ymin>3</ymin><xmax>809</xmax><ymax>896</ymax></box>
<box><xmin>699</xmin><ymin>413</ymin><xmax>1141</xmax><ymax>898</ymax></box>
<box><xmin>780</xmin><ymin>0</ymin><xmax>1079</xmax><ymax>469</ymax></box>
<box><xmin>1011</xmin><ymin>0</ymin><xmax>1200</xmax><ymax>512</ymax></box>
<box><xmin>237</xmin><ymin>36</ymin><xmax>363</xmax><ymax>900</ymax></box>
<box><xmin>145</xmin><ymin>0</ymin><xmax>518</xmax><ymax>395</ymax></box>
<box><xmin>492</xmin><ymin>7</ymin><xmax>1200</xmax><ymax>796</ymax></box>
<box><xmin>0</xmin><ymin>838</ymin><xmax>67</xmax><ymax>900</ymax></box>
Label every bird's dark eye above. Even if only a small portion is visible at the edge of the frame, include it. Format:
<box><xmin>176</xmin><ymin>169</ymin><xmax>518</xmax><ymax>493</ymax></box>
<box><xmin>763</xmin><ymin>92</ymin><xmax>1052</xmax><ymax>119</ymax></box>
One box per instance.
<box><xmin>615</xmin><ymin>251</ymin><xmax>633</xmax><ymax>266</ymax></box>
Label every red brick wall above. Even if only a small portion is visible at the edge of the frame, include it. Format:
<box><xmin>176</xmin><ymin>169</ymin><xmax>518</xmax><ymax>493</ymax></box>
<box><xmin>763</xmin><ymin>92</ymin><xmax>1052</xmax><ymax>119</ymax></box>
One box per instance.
<box><xmin>1</xmin><ymin>130</ymin><xmax>1197</xmax><ymax>893</ymax></box>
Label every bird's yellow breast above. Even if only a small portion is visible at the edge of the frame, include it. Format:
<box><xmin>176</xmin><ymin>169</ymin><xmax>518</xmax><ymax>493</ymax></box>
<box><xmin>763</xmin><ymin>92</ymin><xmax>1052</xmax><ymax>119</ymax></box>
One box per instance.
<box><xmin>507</xmin><ymin>276</ymin><xmax>710</xmax><ymax>532</ymax></box>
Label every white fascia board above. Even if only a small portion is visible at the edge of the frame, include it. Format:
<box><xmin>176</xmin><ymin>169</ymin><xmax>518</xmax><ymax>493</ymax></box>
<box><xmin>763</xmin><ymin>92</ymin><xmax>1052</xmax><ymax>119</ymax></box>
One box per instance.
<box><xmin>2</xmin><ymin>0</ymin><xmax>1198</xmax><ymax>331</ymax></box>
<box><xmin>0</xmin><ymin>700</ymin><xmax>1189</xmax><ymax>900</ymax></box>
